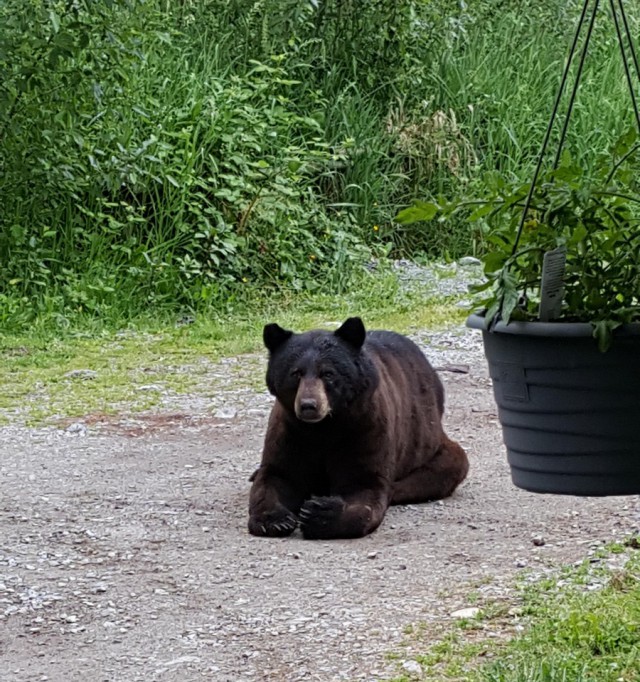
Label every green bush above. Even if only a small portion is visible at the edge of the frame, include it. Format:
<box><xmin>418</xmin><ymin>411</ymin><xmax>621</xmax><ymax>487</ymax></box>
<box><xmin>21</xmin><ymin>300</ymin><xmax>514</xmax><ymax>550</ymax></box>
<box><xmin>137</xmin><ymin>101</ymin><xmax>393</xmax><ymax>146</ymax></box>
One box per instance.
<box><xmin>1</xmin><ymin>0</ymin><xmax>638</xmax><ymax>327</ymax></box>
<box><xmin>0</xmin><ymin>2</ymin><xmax>380</xmax><ymax>317</ymax></box>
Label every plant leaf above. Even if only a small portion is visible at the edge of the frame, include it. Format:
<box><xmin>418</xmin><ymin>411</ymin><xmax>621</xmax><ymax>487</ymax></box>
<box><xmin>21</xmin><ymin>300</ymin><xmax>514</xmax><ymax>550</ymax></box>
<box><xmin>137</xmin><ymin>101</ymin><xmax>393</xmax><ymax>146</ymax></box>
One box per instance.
<box><xmin>500</xmin><ymin>269</ymin><xmax>519</xmax><ymax>323</ymax></box>
<box><xmin>592</xmin><ymin>320</ymin><xmax>621</xmax><ymax>352</ymax></box>
<box><xmin>395</xmin><ymin>201</ymin><xmax>439</xmax><ymax>224</ymax></box>
<box><xmin>49</xmin><ymin>10</ymin><xmax>60</xmax><ymax>34</ymax></box>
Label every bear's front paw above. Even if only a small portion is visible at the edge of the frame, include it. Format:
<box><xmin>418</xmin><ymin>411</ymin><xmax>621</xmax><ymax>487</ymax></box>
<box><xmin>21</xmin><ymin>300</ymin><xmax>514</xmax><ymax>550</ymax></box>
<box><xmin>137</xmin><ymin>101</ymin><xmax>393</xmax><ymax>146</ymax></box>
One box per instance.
<box><xmin>299</xmin><ymin>496</ymin><xmax>345</xmax><ymax>540</ymax></box>
<box><xmin>248</xmin><ymin>507</ymin><xmax>299</xmax><ymax>537</ymax></box>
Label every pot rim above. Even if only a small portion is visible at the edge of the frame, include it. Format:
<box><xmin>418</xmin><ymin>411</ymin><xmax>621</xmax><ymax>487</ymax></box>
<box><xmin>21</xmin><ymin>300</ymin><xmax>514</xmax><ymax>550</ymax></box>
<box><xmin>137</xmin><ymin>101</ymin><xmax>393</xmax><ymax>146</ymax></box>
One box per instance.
<box><xmin>466</xmin><ymin>312</ymin><xmax>640</xmax><ymax>337</ymax></box>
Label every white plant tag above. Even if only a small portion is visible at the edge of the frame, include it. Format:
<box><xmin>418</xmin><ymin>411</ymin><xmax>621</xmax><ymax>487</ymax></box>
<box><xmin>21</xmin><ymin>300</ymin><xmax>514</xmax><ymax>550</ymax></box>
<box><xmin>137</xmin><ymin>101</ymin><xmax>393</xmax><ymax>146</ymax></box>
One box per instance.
<box><xmin>539</xmin><ymin>246</ymin><xmax>567</xmax><ymax>321</ymax></box>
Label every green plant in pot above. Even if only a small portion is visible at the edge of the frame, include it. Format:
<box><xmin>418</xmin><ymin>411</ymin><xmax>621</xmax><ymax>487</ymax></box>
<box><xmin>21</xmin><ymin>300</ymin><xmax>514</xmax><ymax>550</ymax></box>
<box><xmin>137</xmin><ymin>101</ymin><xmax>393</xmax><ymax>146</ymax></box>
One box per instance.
<box><xmin>397</xmin><ymin>0</ymin><xmax>640</xmax><ymax>495</ymax></box>
<box><xmin>461</xmin><ymin>131</ymin><xmax>640</xmax><ymax>351</ymax></box>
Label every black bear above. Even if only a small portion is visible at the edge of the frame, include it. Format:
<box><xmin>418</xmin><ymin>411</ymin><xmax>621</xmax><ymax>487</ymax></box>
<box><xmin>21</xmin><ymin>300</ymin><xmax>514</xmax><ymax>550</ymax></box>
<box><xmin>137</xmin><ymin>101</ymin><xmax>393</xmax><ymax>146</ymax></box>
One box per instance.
<box><xmin>248</xmin><ymin>317</ymin><xmax>469</xmax><ymax>539</ymax></box>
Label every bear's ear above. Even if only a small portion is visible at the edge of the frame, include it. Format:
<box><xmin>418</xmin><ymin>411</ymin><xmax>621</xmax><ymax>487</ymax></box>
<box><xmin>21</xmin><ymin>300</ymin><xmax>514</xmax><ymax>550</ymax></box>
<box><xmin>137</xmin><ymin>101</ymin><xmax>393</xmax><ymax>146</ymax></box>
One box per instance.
<box><xmin>335</xmin><ymin>317</ymin><xmax>366</xmax><ymax>349</ymax></box>
<box><xmin>263</xmin><ymin>323</ymin><xmax>293</xmax><ymax>352</ymax></box>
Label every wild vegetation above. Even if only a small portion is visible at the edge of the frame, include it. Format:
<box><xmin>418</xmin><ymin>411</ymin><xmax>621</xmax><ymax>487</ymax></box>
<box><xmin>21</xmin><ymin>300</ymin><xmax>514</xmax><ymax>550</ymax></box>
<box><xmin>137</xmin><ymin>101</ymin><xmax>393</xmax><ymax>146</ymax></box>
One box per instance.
<box><xmin>1</xmin><ymin>0</ymin><xmax>638</xmax><ymax>330</ymax></box>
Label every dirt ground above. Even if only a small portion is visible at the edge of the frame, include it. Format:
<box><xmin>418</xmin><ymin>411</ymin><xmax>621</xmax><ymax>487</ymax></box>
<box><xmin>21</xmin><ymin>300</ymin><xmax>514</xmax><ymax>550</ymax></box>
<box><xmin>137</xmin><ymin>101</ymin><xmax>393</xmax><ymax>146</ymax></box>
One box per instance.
<box><xmin>1</xmin><ymin>325</ymin><xmax>639</xmax><ymax>682</ymax></box>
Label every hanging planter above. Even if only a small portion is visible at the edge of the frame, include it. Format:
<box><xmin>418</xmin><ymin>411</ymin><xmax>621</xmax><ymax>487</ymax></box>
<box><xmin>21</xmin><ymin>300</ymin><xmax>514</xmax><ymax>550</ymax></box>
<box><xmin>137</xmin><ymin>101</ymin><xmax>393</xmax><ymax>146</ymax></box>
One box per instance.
<box><xmin>466</xmin><ymin>314</ymin><xmax>640</xmax><ymax>495</ymax></box>
<box><xmin>397</xmin><ymin>0</ymin><xmax>640</xmax><ymax>495</ymax></box>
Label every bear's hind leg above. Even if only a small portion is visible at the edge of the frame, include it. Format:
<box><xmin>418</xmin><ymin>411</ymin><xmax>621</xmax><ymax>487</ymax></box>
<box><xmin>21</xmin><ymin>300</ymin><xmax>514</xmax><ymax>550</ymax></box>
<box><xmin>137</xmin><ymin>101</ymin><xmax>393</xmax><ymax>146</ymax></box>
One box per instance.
<box><xmin>391</xmin><ymin>438</ymin><xmax>469</xmax><ymax>505</ymax></box>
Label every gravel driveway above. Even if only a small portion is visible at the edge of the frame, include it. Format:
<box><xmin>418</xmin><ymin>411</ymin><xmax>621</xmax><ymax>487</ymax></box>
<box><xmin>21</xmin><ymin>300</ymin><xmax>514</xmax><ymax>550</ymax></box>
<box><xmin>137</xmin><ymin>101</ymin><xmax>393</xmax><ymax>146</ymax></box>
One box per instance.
<box><xmin>2</xmin><ymin>322</ymin><xmax>639</xmax><ymax>682</ymax></box>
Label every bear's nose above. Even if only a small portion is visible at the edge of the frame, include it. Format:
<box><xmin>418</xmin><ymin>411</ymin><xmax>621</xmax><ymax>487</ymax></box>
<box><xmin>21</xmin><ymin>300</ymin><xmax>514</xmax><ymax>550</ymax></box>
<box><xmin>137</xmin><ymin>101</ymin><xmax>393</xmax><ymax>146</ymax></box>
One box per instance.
<box><xmin>299</xmin><ymin>398</ymin><xmax>318</xmax><ymax>413</ymax></box>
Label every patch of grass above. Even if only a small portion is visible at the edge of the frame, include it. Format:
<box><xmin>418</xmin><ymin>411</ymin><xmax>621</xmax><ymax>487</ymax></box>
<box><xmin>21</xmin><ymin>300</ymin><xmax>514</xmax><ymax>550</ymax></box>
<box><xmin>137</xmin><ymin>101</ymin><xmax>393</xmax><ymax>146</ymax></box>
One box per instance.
<box><xmin>0</xmin><ymin>269</ymin><xmax>466</xmax><ymax>425</ymax></box>
<box><xmin>488</xmin><ymin>551</ymin><xmax>640</xmax><ymax>682</ymax></box>
<box><xmin>388</xmin><ymin>543</ymin><xmax>640</xmax><ymax>682</ymax></box>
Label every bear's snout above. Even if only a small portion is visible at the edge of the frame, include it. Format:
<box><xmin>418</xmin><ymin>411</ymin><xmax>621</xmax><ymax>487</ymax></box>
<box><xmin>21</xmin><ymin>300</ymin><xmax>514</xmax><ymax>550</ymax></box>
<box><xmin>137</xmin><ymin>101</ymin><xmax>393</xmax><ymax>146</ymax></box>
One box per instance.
<box><xmin>295</xmin><ymin>378</ymin><xmax>330</xmax><ymax>423</ymax></box>
<box><xmin>299</xmin><ymin>398</ymin><xmax>318</xmax><ymax>412</ymax></box>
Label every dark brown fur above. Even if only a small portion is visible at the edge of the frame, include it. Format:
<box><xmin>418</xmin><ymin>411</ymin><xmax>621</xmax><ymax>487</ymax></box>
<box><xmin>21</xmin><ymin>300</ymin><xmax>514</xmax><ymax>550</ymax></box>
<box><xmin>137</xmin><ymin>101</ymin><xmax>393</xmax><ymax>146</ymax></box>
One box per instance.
<box><xmin>248</xmin><ymin>317</ymin><xmax>469</xmax><ymax>539</ymax></box>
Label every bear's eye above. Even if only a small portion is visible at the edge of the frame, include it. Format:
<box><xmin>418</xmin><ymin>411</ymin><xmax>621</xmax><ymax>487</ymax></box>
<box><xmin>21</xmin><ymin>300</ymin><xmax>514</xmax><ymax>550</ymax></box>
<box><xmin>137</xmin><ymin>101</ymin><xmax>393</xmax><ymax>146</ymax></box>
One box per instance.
<box><xmin>320</xmin><ymin>369</ymin><xmax>335</xmax><ymax>380</ymax></box>
<box><xmin>290</xmin><ymin>369</ymin><xmax>302</xmax><ymax>379</ymax></box>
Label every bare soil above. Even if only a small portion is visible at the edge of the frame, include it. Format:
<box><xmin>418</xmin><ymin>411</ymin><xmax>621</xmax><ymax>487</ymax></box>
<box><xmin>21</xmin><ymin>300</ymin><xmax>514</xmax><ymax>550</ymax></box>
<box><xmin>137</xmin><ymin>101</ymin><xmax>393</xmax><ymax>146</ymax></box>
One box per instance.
<box><xmin>1</xmin><ymin>326</ymin><xmax>639</xmax><ymax>681</ymax></box>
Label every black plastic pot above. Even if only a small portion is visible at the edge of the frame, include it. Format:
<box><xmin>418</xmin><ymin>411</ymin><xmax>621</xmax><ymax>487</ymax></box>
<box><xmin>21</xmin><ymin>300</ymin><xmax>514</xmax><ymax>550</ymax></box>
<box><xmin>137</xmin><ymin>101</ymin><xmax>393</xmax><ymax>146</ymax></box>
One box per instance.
<box><xmin>466</xmin><ymin>313</ymin><xmax>640</xmax><ymax>496</ymax></box>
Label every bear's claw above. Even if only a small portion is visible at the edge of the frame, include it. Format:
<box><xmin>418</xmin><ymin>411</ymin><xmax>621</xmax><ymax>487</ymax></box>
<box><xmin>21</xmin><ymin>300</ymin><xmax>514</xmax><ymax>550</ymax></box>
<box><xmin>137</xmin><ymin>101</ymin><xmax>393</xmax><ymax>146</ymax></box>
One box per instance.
<box><xmin>248</xmin><ymin>510</ymin><xmax>298</xmax><ymax>537</ymax></box>
<box><xmin>299</xmin><ymin>496</ymin><xmax>345</xmax><ymax>539</ymax></box>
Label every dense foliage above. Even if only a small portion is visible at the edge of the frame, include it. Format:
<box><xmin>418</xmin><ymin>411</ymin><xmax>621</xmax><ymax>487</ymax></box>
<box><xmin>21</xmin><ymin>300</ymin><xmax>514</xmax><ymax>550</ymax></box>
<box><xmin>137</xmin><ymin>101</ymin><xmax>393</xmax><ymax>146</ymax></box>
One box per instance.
<box><xmin>1</xmin><ymin>0</ymin><xmax>637</xmax><ymax>326</ymax></box>
<box><xmin>399</xmin><ymin>130</ymin><xmax>640</xmax><ymax>349</ymax></box>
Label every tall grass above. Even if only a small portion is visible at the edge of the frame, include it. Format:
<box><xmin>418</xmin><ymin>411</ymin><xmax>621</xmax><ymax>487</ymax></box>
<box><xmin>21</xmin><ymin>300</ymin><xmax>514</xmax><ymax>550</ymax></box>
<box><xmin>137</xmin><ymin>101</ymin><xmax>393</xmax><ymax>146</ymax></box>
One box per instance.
<box><xmin>0</xmin><ymin>0</ymin><xmax>638</xmax><ymax>331</ymax></box>
<box><xmin>427</xmin><ymin>4</ymin><xmax>637</xmax><ymax>178</ymax></box>
<box><xmin>390</xmin><ymin>1</ymin><xmax>639</xmax><ymax>255</ymax></box>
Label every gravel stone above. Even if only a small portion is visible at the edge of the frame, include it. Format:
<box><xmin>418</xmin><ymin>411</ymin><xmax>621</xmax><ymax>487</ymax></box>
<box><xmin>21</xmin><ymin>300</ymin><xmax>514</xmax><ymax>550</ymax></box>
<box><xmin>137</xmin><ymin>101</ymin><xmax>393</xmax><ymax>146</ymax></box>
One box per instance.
<box><xmin>401</xmin><ymin>660</ymin><xmax>423</xmax><ymax>676</ymax></box>
<box><xmin>450</xmin><ymin>607</ymin><xmax>480</xmax><ymax>619</ymax></box>
<box><xmin>63</xmin><ymin>369</ymin><xmax>98</xmax><ymax>380</ymax></box>
<box><xmin>64</xmin><ymin>422</ymin><xmax>87</xmax><ymax>436</ymax></box>
<box><xmin>458</xmin><ymin>256</ymin><xmax>482</xmax><ymax>267</ymax></box>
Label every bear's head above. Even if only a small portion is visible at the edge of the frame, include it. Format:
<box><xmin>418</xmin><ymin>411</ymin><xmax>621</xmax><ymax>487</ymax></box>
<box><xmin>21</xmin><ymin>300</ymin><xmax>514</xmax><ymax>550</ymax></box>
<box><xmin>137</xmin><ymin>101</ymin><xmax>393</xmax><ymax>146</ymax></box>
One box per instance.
<box><xmin>263</xmin><ymin>317</ymin><xmax>375</xmax><ymax>423</ymax></box>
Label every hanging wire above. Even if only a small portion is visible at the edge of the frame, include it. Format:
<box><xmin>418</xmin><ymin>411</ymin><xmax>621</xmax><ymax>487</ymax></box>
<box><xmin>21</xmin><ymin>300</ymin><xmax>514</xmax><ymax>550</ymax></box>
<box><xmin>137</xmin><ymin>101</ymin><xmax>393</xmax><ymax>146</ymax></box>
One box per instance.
<box><xmin>610</xmin><ymin>0</ymin><xmax>640</xmax><ymax>135</ymax></box>
<box><xmin>616</xmin><ymin>0</ymin><xmax>640</xmax><ymax>86</ymax></box>
<box><xmin>553</xmin><ymin>0</ymin><xmax>601</xmax><ymax>169</ymax></box>
<box><xmin>604</xmin><ymin>0</ymin><xmax>640</xmax><ymax>184</ymax></box>
<box><xmin>510</xmin><ymin>0</ymin><xmax>597</xmax><ymax>257</ymax></box>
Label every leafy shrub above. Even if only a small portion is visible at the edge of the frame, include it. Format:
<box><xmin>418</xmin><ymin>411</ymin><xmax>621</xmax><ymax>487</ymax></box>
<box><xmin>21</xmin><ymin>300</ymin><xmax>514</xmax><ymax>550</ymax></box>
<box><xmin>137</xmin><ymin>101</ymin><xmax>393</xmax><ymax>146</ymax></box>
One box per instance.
<box><xmin>398</xmin><ymin>130</ymin><xmax>640</xmax><ymax>349</ymax></box>
<box><xmin>0</xmin><ymin>2</ymin><xmax>378</xmax><ymax>316</ymax></box>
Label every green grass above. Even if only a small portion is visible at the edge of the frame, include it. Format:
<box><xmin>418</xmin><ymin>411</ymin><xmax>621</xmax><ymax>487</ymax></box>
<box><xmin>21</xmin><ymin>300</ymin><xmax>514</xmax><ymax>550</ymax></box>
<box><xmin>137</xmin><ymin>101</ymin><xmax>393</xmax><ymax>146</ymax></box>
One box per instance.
<box><xmin>427</xmin><ymin>5</ymin><xmax>639</xmax><ymax>179</ymax></box>
<box><xmin>0</xmin><ymin>269</ymin><xmax>467</xmax><ymax>425</ymax></box>
<box><xmin>389</xmin><ymin>542</ymin><xmax>640</xmax><ymax>682</ymax></box>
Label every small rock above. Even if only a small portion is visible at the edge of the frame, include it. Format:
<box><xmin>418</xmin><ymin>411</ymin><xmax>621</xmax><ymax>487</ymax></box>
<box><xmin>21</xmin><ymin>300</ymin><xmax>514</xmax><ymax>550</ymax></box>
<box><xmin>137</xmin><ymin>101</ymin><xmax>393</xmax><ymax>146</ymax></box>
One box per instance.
<box><xmin>137</xmin><ymin>384</ymin><xmax>163</xmax><ymax>392</ymax></box>
<box><xmin>532</xmin><ymin>536</ymin><xmax>546</xmax><ymax>546</ymax></box>
<box><xmin>64</xmin><ymin>369</ymin><xmax>97</xmax><ymax>380</ymax></box>
<box><xmin>214</xmin><ymin>407</ymin><xmax>237</xmax><ymax>420</ymax></box>
<box><xmin>451</xmin><ymin>607</ymin><xmax>480</xmax><ymax>619</ymax></box>
<box><xmin>401</xmin><ymin>660</ymin><xmax>423</xmax><ymax>675</ymax></box>
<box><xmin>367</xmin><ymin>551</ymin><xmax>378</xmax><ymax>560</ymax></box>
<box><xmin>159</xmin><ymin>655</ymin><xmax>201</xmax><ymax>669</ymax></box>
<box><xmin>65</xmin><ymin>423</ymin><xmax>87</xmax><ymax>436</ymax></box>
<box><xmin>459</xmin><ymin>256</ymin><xmax>482</xmax><ymax>267</ymax></box>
